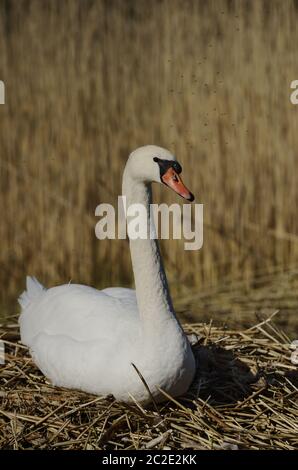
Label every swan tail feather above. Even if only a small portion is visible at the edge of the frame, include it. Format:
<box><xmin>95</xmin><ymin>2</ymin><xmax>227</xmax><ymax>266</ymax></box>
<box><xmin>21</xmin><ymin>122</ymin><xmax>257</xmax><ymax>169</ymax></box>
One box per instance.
<box><xmin>18</xmin><ymin>276</ymin><xmax>45</xmax><ymax>309</ymax></box>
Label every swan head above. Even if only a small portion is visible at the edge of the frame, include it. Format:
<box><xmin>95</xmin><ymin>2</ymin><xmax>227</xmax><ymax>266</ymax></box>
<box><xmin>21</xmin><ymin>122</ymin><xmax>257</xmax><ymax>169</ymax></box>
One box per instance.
<box><xmin>126</xmin><ymin>145</ymin><xmax>194</xmax><ymax>201</ymax></box>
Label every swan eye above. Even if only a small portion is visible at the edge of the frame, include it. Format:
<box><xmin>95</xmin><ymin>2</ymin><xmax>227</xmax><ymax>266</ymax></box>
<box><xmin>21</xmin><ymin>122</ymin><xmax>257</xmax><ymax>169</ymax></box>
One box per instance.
<box><xmin>172</xmin><ymin>162</ymin><xmax>182</xmax><ymax>174</ymax></box>
<box><xmin>154</xmin><ymin>157</ymin><xmax>182</xmax><ymax>181</ymax></box>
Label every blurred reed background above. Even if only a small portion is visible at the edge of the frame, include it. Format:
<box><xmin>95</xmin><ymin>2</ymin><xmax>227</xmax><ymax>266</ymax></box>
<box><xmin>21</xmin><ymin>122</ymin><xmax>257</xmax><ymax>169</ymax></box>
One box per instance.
<box><xmin>0</xmin><ymin>0</ymin><xmax>298</xmax><ymax>332</ymax></box>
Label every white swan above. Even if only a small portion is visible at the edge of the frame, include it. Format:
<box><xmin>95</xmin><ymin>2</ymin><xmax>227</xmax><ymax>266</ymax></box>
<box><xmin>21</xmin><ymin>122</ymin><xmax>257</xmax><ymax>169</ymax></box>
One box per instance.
<box><xmin>19</xmin><ymin>145</ymin><xmax>196</xmax><ymax>404</ymax></box>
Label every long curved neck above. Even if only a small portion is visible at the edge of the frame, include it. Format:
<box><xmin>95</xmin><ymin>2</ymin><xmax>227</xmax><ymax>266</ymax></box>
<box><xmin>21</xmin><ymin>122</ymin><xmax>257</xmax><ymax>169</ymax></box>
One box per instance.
<box><xmin>122</xmin><ymin>169</ymin><xmax>183</xmax><ymax>336</ymax></box>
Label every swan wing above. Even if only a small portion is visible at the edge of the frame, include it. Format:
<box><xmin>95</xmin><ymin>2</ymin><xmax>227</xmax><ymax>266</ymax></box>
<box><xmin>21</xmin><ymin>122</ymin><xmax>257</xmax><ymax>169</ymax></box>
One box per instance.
<box><xmin>19</xmin><ymin>278</ymin><xmax>139</xmax><ymax>347</ymax></box>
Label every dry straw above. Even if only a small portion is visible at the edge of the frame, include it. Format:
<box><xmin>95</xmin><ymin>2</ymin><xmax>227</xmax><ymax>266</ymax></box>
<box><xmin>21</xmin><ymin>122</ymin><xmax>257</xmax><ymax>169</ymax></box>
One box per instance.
<box><xmin>1</xmin><ymin>312</ymin><xmax>297</xmax><ymax>450</ymax></box>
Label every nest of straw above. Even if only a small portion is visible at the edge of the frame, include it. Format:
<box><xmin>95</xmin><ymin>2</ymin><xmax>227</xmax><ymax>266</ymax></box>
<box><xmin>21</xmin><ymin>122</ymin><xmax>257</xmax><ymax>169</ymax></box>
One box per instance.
<box><xmin>0</xmin><ymin>314</ymin><xmax>297</xmax><ymax>450</ymax></box>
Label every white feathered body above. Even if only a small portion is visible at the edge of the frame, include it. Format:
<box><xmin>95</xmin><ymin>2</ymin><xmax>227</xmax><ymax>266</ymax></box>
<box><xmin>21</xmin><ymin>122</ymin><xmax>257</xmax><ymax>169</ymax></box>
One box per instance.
<box><xmin>19</xmin><ymin>277</ymin><xmax>194</xmax><ymax>404</ymax></box>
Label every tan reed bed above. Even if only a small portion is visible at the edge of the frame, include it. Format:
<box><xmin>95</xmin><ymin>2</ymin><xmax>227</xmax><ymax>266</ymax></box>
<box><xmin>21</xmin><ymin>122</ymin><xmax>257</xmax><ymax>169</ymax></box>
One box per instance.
<box><xmin>0</xmin><ymin>313</ymin><xmax>297</xmax><ymax>450</ymax></box>
<box><xmin>2</xmin><ymin>0</ymin><xmax>298</xmax><ymax>308</ymax></box>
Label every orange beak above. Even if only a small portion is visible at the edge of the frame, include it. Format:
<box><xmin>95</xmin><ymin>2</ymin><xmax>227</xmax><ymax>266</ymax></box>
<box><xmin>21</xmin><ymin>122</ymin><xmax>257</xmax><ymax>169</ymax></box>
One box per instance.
<box><xmin>161</xmin><ymin>167</ymin><xmax>194</xmax><ymax>201</ymax></box>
